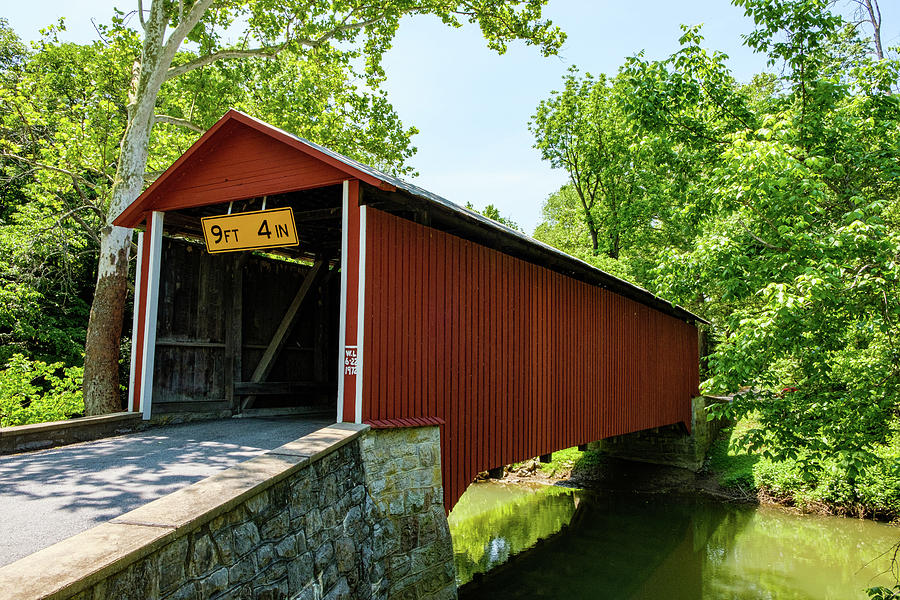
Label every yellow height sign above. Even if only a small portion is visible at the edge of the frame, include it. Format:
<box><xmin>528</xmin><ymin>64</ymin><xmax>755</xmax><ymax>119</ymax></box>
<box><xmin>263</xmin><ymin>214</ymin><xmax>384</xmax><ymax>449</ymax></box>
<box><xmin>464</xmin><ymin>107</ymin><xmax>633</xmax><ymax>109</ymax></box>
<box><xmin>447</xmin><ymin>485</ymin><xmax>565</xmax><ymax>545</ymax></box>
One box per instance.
<box><xmin>201</xmin><ymin>207</ymin><xmax>299</xmax><ymax>254</ymax></box>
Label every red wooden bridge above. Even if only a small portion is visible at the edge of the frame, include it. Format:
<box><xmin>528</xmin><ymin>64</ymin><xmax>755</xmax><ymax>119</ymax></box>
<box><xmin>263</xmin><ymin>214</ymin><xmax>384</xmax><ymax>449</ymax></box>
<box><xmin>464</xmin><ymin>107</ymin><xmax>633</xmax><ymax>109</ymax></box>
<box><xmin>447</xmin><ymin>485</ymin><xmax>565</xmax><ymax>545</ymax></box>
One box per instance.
<box><xmin>115</xmin><ymin>110</ymin><xmax>703</xmax><ymax>511</ymax></box>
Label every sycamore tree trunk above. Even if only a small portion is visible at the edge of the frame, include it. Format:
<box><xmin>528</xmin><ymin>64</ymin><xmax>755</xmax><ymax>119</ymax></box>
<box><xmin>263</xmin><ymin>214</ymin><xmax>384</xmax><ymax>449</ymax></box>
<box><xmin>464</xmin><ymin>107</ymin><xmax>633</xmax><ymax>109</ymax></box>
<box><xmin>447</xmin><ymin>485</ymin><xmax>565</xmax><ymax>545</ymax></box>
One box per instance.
<box><xmin>82</xmin><ymin>0</ymin><xmax>210</xmax><ymax>414</ymax></box>
<box><xmin>82</xmin><ymin>112</ymin><xmax>158</xmax><ymax>413</ymax></box>
<box><xmin>83</xmin><ymin>227</ymin><xmax>135</xmax><ymax>414</ymax></box>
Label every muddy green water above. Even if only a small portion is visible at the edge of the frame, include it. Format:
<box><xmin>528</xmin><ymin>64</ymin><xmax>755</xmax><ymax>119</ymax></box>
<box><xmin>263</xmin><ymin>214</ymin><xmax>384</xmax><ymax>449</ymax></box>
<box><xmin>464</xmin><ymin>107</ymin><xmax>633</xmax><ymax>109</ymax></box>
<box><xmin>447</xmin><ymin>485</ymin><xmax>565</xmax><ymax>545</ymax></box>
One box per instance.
<box><xmin>448</xmin><ymin>481</ymin><xmax>898</xmax><ymax>599</ymax></box>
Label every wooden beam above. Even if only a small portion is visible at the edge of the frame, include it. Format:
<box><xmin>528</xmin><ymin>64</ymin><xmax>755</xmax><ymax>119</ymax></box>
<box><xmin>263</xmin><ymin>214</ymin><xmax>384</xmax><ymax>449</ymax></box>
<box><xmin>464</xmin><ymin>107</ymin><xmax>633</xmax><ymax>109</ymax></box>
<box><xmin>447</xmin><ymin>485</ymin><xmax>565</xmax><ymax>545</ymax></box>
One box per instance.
<box><xmin>224</xmin><ymin>254</ymin><xmax>246</xmax><ymax>411</ymax></box>
<box><xmin>313</xmin><ymin>270</ymin><xmax>332</xmax><ymax>383</ymax></box>
<box><xmin>242</xmin><ymin>258</ymin><xmax>325</xmax><ymax>409</ymax></box>
<box><xmin>161</xmin><ymin>211</ymin><xmax>201</xmax><ymax>234</ymax></box>
<box><xmin>234</xmin><ymin>381</ymin><xmax>334</xmax><ymax>395</ymax></box>
<box><xmin>157</xmin><ymin>339</ymin><xmax>227</xmax><ymax>348</ymax></box>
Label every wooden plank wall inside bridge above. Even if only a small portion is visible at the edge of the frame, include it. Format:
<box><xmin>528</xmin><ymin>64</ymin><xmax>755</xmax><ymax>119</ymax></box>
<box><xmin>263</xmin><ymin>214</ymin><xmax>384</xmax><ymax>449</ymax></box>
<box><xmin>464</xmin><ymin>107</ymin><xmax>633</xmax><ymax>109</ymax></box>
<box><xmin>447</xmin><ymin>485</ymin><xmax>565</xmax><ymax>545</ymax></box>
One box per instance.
<box><xmin>362</xmin><ymin>208</ymin><xmax>700</xmax><ymax>511</ymax></box>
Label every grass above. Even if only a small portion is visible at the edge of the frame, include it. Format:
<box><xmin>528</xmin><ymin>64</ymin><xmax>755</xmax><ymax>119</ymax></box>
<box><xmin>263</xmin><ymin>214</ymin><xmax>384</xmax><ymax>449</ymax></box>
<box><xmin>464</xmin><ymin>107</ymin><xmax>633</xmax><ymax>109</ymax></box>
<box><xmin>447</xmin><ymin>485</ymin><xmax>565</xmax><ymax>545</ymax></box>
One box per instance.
<box><xmin>706</xmin><ymin>417</ymin><xmax>760</xmax><ymax>490</ymax></box>
<box><xmin>537</xmin><ymin>447</ymin><xmax>585</xmax><ymax>477</ymax></box>
<box><xmin>509</xmin><ymin>446</ymin><xmax>587</xmax><ymax>478</ymax></box>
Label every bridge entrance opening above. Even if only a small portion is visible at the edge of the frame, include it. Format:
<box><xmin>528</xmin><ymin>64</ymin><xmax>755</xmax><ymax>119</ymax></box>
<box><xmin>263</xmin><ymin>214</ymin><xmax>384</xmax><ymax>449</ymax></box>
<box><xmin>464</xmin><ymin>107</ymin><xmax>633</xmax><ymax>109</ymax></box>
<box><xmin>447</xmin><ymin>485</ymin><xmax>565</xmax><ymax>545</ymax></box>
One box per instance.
<box><xmin>144</xmin><ymin>185</ymin><xmax>343</xmax><ymax>418</ymax></box>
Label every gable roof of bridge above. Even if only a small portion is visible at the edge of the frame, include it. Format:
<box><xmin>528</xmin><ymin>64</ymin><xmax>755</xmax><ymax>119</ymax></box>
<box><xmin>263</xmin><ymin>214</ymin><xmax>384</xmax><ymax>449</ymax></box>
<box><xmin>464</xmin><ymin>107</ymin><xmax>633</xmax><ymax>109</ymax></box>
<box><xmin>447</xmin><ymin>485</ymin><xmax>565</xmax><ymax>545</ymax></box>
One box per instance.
<box><xmin>114</xmin><ymin>109</ymin><xmax>706</xmax><ymax>325</ymax></box>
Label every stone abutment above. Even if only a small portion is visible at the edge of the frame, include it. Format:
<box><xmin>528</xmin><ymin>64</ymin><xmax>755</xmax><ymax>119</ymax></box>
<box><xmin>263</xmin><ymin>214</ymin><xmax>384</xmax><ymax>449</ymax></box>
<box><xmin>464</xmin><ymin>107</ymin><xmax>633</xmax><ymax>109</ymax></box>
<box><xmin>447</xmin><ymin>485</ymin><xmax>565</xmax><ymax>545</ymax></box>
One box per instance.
<box><xmin>0</xmin><ymin>424</ymin><xmax>457</xmax><ymax>600</ymax></box>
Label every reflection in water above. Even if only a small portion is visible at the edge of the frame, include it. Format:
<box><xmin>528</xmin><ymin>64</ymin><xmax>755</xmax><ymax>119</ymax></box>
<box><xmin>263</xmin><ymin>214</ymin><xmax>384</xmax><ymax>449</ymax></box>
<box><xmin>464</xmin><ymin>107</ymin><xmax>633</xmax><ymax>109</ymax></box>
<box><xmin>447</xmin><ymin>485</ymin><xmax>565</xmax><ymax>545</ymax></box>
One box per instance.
<box><xmin>448</xmin><ymin>482</ymin><xmax>577</xmax><ymax>586</ymax></box>
<box><xmin>449</xmin><ymin>482</ymin><xmax>898</xmax><ymax>599</ymax></box>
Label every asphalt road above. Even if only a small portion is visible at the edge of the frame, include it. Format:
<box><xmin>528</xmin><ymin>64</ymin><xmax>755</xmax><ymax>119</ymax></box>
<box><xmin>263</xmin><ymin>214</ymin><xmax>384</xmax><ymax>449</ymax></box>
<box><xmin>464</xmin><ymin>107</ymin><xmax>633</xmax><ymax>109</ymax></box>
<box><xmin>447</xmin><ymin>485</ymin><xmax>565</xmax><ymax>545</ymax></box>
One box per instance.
<box><xmin>0</xmin><ymin>417</ymin><xmax>331</xmax><ymax>567</ymax></box>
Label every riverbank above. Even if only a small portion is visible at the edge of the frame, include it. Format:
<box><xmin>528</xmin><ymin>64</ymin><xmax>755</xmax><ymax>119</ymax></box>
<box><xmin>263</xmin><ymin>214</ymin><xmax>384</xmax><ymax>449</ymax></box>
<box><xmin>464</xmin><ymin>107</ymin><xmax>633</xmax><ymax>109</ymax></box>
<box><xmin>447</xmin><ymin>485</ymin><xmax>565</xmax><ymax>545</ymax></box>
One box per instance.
<box><xmin>489</xmin><ymin>422</ymin><xmax>900</xmax><ymax>523</ymax></box>
<box><xmin>705</xmin><ymin>419</ymin><xmax>900</xmax><ymax>522</ymax></box>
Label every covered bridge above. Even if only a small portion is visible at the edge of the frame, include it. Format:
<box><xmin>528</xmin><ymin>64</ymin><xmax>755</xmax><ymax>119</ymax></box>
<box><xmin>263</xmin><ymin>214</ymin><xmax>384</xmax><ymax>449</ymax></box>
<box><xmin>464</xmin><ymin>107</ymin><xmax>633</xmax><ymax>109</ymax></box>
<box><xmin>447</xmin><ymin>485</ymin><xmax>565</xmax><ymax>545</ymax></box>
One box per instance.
<box><xmin>114</xmin><ymin>110</ymin><xmax>704</xmax><ymax>511</ymax></box>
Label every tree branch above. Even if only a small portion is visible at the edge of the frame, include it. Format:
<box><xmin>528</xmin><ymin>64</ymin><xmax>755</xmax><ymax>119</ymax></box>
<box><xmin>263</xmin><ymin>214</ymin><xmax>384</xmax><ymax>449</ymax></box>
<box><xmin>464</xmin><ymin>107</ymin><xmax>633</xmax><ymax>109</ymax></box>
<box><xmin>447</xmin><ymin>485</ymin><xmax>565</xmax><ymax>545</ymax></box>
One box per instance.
<box><xmin>55</xmin><ymin>206</ymin><xmax>102</xmax><ymax>244</ymax></box>
<box><xmin>166</xmin><ymin>46</ymin><xmax>285</xmax><ymax>80</ymax></box>
<box><xmin>137</xmin><ymin>0</ymin><xmax>146</xmax><ymax>30</ymax></box>
<box><xmin>154</xmin><ymin>114</ymin><xmax>206</xmax><ymax>133</ymax></box>
<box><xmin>0</xmin><ymin>153</ymin><xmax>99</xmax><ymax>187</ymax></box>
<box><xmin>738</xmin><ymin>218</ymin><xmax>787</xmax><ymax>252</ymax></box>
<box><xmin>143</xmin><ymin>169</ymin><xmax>166</xmax><ymax>182</ymax></box>
<box><xmin>163</xmin><ymin>0</ymin><xmax>218</xmax><ymax>60</ymax></box>
<box><xmin>165</xmin><ymin>8</ymin><xmax>393</xmax><ymax>82</ymax></box>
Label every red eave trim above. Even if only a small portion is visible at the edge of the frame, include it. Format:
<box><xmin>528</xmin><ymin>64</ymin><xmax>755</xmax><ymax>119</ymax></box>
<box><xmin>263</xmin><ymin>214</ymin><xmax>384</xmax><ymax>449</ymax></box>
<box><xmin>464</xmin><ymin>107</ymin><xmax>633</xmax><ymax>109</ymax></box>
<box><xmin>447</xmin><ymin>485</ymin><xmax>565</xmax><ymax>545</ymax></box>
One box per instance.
<box><xmin>113</xmin><ymin>109</ymin><xmax>395</xmax><ymax>228</ymax></box>
<box><xmin>364</xmin><ymin>416</ymin><xmax>446</xmax><ymax>429</ymax></box>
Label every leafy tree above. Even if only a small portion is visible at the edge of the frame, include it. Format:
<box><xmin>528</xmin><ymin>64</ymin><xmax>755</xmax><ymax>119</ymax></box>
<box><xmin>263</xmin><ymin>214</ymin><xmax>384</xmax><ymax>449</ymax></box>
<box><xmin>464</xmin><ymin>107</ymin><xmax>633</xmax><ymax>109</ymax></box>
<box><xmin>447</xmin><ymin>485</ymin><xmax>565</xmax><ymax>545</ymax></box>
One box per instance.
<box><xmin>1</xmin><ymin>2</ymin><xmax>564</xmax><ymax>415</ymax></box>
<box><xmin>529</xmin><ymin>68</ymin><xmax>608</xmax><ymax>254</ymax></box>
<box><xmin>465</xmin><ymin>201</ymin><xmax>521</xmax><ymax>231</ymax></box>
<box><xmin>0</xmin><ymin>22</ymin><xmax>100</xmax><ymax>366</ymax></box>
<box><xmin>532</xmin><ymin>185</ymin><xmax>592</xmax><ymax>258</ymax></box>
<box><xmin>532</xmin><ymin>185</ymin><xmax>636</xmax><ymax>281</ymax></box>
<box><xmin>530</xmin><ymin>67</ymin><xmax>708</xmax><ymax>267</ymax></box>
<box><xmin>622</xmin><ymin>0</ymin><xmax>900</xmax><ymax>487</ymax></box>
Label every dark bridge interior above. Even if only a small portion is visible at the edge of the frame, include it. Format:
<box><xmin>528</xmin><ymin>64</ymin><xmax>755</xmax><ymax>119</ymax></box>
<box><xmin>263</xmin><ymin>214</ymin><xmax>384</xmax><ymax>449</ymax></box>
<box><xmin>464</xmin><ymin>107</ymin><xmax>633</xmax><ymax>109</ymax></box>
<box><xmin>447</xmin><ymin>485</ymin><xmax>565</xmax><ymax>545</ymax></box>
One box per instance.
<box><xmin>153</xmin><ymin>186</ymin><xmax>344</xmax><ymax>415</ymax></box>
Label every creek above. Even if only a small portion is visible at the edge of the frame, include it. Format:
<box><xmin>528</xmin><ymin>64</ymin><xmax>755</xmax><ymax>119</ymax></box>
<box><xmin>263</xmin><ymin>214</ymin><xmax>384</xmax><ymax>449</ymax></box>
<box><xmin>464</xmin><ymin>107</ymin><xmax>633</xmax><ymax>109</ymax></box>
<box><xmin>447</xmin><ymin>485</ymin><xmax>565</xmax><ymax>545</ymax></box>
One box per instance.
<box><xmin>449</xmin><ymin>481</ymin><xmax>898</xmax><ymax>599</ymax></box>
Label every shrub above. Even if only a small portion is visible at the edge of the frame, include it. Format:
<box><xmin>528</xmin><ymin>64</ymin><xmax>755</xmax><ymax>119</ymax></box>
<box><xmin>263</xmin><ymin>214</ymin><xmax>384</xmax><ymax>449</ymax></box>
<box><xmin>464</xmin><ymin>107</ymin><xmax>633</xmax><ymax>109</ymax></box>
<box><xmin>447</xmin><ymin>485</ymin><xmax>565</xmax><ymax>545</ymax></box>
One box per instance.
<box><xmin>0</xmin><ymin>353</ymin><xmax>84</xmax><ymax>427</ymax></box>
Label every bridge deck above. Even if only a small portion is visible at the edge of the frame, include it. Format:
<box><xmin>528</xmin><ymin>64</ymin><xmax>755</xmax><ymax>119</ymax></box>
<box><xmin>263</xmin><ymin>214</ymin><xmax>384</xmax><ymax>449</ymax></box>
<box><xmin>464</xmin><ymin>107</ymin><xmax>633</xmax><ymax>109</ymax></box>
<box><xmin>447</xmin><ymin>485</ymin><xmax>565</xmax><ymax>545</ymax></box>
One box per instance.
<box><xmin>0</xmin><ymin>417</ymin><xmax>330</xmax><ymax>567</ymax></box>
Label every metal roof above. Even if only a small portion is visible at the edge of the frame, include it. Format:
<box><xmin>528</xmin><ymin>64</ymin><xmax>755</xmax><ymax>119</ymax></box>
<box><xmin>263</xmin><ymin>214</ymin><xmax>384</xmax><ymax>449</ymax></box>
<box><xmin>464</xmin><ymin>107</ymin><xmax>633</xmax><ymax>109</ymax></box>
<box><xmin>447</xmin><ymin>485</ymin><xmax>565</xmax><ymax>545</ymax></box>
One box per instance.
<box><xmin>236</xmin><ymin>111</ymin><xmax>707</xmax><ymax>325</ymax></box>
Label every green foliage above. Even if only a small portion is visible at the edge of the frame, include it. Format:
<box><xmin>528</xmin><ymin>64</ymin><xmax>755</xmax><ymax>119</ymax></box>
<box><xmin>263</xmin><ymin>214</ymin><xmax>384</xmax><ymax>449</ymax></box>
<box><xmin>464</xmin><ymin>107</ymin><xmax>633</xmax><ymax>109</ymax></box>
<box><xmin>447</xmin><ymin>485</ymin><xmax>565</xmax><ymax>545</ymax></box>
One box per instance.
<box><xmin>533</xmin><ymin>185</ymin><xmax>646</xmax><ymax>282</ymax></box>
<box><xmin>691</xmin><ymin>1</ymin><xmax>900</xmax><ymax>484</ymax></box>
<box><xmin>0</xmin><ymin>20</ymin><xmax>123</xmax><ymax>366</ymax></box>
<box><xmin>710</xmin><ymin>416</ymin><xmax>900</xmax><ymax>518</ymax></box>
<box><xmin>507</xmin><ymin>447</ymin><xmax>585</xmax><ymax>477</ymax></box>
<box><xmin>531</xmin><ymin>0</ymin><xmax>900</xmax><ymax>496</ymax></box>
<box><xmin>535</xmin><ymin>446</ymin><xmax>583</xmax><ymax>476</ymax></box>
<box><xmin>465</xmin><ymin>202</ymin><xmax>521</xmax><ymax>231</ymax></box>
<box><xmin>530</xmin><ymin>68</ymin><xmax>673</xmax><ymax>261</ymax></box>
<box><xmin>0</xmin><ymin>354</ymin><xmax>84</xmax><ymax>427</ymax></box>
<box><xmin>867</xmin><ymin>585</ymin><xmax>900</xmax><ymax>600</ymax></box>
<box><xmin>752</xmin><ymin>428</ymin><xmax>900</xmax><ymax>518</ymax></box>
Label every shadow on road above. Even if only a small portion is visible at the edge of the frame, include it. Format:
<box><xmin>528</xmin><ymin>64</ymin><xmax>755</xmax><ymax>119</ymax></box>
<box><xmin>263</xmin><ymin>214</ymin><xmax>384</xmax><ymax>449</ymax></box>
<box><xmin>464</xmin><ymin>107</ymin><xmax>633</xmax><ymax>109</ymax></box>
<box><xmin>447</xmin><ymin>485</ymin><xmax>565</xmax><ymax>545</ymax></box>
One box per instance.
<box><xmin>0</xmin><ymin>417</ymin><xmax>330</xmax><ymax>566</ymax></box>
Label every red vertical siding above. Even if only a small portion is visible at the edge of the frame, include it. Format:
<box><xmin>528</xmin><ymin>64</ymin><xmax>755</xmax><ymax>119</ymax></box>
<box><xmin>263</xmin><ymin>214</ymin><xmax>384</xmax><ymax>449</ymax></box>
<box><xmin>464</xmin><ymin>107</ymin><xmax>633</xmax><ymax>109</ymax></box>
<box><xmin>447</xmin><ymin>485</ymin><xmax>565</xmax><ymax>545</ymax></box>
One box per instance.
<box><xmin>363</xmin><ymin>208</ymin><xmax>699</xmax><ymax>512</ymax></box>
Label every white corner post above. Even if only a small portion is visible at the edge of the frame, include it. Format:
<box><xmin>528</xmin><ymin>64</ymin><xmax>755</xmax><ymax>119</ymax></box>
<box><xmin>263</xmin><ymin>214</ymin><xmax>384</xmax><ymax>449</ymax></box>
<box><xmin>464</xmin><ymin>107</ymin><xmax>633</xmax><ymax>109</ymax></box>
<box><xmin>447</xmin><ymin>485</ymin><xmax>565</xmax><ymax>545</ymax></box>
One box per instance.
<box><xmin>139</xmin><ymin>211</ymin><xmax>165</xmax><ymax>420</ymax></box>
<box><xmin>128</xmin><ymin>231</ymin><xmax>144</xmax><ymax>413</ymax></box>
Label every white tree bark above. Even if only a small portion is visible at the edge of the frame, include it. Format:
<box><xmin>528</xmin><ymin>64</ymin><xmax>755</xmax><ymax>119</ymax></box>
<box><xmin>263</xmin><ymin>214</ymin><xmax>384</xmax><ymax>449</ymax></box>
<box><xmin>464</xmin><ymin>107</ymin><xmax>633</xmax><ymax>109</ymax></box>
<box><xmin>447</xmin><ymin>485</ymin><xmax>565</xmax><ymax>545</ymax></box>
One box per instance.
<box><xmin>83</xmin><ymin>0</ymin><xmax>216</xmax><ymax>413</ymax></box>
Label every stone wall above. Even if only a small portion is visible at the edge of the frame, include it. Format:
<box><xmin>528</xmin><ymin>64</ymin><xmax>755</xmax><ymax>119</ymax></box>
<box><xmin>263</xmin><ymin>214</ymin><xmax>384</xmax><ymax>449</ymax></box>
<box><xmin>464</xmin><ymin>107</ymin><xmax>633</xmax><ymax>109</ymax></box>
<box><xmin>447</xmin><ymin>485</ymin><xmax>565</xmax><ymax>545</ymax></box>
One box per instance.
<box><xmin>0</xmin><ymin>424</ymin><xmax>457</xmax><ymax>600</ymax></box>
<box><xmin>593</xmin><ymin>396</ymin><xmax>731</xmax><ymax>471</ymax></box>
<box><xmin>0</xmin><ymin>412</ymin><xmax>143</xmax><ymax>455</ymax></box>
<box><xmin>360</xmin><ymin>427</ymin><xmax>457</xmax><ymax>600</ymax></box>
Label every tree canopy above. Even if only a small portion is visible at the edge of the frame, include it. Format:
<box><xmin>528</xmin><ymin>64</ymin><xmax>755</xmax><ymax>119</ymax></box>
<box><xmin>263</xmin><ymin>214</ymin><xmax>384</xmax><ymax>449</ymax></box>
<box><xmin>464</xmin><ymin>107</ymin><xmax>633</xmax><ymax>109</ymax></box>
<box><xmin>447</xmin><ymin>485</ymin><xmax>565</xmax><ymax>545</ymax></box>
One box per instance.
<box><xmin>531</xmin><ymin>0</ymin><xmax>900</xmax><ymax>490</ymax></box>
<box><xmin>0</xmin><ymin>1</ymin><xmax>565</xmax><ymax>415</ymax></box>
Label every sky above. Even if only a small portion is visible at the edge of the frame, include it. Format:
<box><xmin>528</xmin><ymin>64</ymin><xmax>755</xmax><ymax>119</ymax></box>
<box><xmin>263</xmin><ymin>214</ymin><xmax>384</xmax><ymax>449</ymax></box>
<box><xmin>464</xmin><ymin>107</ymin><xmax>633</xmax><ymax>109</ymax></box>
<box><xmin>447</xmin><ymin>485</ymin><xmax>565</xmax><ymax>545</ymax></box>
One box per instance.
<box><xmin>5</xmin><ymin>1</ymin><xmax>898</xmax><ymax>234</ymax></box>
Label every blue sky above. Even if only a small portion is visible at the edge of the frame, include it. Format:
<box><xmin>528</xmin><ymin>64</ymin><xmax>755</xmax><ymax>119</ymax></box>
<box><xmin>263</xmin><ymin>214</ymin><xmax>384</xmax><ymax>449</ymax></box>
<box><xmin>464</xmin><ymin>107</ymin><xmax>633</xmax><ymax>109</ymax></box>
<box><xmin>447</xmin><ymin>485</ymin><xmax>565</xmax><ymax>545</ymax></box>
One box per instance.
<box><xmin>6</xmin><ymin>1</ymin><xmax>898</xmax><ymax>233</ymax></box>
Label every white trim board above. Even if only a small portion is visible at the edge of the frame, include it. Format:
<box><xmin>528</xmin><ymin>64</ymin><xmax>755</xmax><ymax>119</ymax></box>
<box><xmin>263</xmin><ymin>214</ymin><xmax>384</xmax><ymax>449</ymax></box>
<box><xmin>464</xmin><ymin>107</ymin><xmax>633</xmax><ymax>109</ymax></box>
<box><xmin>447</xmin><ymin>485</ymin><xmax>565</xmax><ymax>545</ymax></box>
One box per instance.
<box><xmin>139</xmin><ymin>211</ymin><xmax>164</xmax><ymax>421</ymax></box>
